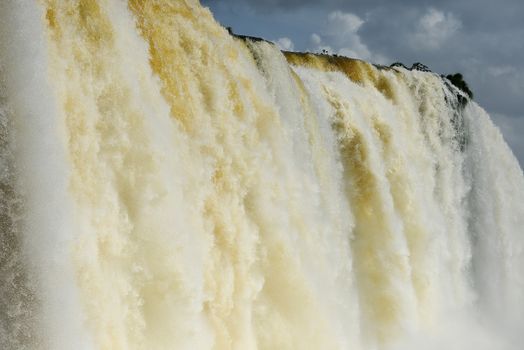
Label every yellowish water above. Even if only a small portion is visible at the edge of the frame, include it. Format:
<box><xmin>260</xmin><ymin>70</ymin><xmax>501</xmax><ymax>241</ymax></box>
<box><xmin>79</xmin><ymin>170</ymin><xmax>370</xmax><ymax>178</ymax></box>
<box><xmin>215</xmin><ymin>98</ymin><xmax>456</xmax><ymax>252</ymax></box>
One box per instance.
<box><xmin>0</xmin><ymin>1</ymin><xmax>523</xmax><ymax>349</ymax></box>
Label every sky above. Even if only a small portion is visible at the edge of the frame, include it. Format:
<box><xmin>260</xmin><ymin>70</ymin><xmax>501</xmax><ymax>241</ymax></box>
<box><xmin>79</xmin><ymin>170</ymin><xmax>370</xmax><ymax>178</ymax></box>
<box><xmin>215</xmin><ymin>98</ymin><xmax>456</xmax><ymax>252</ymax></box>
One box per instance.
<box><xmin>202</xmin><ymin>0</ymin><xmax>524</xmax><ymax>167</ymax></box>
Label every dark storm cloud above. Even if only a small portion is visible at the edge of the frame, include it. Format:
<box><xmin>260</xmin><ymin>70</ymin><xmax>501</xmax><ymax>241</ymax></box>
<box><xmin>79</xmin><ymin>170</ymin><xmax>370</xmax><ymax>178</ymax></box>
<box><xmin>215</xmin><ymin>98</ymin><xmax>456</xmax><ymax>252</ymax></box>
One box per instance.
<box><xmin>202</xmin><ymin>0</ymin><xmax>524</xmax><ymax>165</ymax></box>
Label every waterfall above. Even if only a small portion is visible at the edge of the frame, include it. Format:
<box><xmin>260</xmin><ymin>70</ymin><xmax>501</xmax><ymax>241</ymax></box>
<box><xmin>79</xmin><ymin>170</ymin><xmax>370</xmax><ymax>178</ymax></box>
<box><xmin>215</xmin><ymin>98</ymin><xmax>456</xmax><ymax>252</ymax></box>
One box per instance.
<box><xmin>1</xmin><ymin>1</ymin><xmax>523</xmax><ymax>349</ymax></box>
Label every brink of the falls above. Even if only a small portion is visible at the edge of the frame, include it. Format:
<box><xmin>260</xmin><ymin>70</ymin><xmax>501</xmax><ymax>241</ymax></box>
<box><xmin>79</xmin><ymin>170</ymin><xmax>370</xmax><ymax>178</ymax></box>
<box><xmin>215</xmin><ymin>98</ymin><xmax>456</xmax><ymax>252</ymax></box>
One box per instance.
<box><xmin>1</xmin><ymin>1</ymin><xmax>523</xmax><ymax>349</ymax></box>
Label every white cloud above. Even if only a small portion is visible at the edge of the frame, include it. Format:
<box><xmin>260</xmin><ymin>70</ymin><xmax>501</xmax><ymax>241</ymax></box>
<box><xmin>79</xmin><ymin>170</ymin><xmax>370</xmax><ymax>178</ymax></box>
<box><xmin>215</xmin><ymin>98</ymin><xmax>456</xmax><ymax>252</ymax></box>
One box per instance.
<box><xmin>327</xmin><ymin>11</ymin><xmax>364</xmax><ymax>33</ymax></box>
<box><xmin>309</xmin><ymin>33</ymin><xmax>334</xmax><ymax>54</ymax></box>
<box><xmin>307</xmin><ymin>10</ymin><xmax>389</xmax><ymax>64</ymax></box>
<box><xmin>310</xmin><ymin>33</ymin><xmax>322</xmax><ymax>46</ymax></box>
<box><xmin>411</xmin><ymin>8</ymin><xmax>462</xmax><ymax>50</ymax></box>
<box><xmin>275</xmin><ymin>37</ymin><xmax>295</xmax><ymax>51</ymax></box>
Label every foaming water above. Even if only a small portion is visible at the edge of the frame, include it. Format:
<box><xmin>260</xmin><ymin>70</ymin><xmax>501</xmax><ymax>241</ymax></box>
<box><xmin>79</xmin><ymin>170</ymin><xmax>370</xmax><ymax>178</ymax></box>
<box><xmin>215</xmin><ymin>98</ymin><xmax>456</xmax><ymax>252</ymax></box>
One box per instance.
<box><xmin>0</xmin><ymin>1</ymin><xmax>523</xmax><ymax>349</ymax></box>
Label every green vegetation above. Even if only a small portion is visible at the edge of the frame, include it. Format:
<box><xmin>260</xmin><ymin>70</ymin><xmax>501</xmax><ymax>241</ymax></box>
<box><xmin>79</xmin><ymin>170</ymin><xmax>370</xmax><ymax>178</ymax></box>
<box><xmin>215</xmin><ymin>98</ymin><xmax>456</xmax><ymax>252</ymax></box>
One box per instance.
<box><xmin>446</xmin><ymin>73</ymin><xmax>473</xmax><ymax>99</ymax></box>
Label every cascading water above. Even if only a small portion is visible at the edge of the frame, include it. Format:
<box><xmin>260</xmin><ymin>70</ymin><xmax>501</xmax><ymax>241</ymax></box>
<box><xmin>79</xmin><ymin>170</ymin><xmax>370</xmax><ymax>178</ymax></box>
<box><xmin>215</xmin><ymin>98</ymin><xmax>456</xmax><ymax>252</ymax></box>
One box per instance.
<box><xmin>1</xmin><ymin>1</ymin><xmax>523</xmax><ymax>349</ymax></box>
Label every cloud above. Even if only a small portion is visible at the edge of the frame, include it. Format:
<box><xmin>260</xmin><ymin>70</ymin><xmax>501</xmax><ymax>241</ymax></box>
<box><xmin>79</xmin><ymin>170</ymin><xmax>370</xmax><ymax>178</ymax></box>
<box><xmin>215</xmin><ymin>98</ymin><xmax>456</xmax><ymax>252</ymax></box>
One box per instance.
<box><xmin>410</xmin><ymin>8</ymin><xmax>462</xmax><ymax>50</ymax></box>
<box><xmin>328</xmin><ymin>11</ymin><xmax>364</xmax><ymax>33</ymax></box>
<box><xmin>310</xmin><ymin>33</ymin><xmax>322</xmax><ymax>46</ymax></box>
<box><xmin>307</xmin><ymin>11</ymin><xmax>389</xmax><ymax>64</ymax></box>
<box><xmin>275</xmin><ymin>37</ymin><xmax>295</xmax><ymax>51</ymax></box>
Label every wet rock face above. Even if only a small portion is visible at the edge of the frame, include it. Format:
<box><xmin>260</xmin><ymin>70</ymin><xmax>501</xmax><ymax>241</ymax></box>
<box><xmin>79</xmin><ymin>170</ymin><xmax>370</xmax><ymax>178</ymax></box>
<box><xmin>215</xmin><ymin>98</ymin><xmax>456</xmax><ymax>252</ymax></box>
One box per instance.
<box><xmin>388</xmin><ymin>62</ymin><xmax>473</xmax><ymax>102</ymax></box>
<box><xmin>387</xmin><ymin>61</ymin><xmax>472</xmax><ymax>152</ymax></box>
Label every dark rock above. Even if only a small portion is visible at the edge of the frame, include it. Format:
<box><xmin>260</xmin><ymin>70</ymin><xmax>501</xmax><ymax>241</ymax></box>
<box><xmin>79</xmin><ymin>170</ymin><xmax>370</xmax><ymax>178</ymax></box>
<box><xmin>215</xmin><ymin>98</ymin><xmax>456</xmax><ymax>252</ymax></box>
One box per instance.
<box><xmin>389</xmin><ymin>62</ymin><xmax>432</xmax><ymax>72</ymax></box>
<box><xmin>411</xmin><ymin>62</ymin><xmax>432</xmax><ymax>72</ymax></box>
<box><xmin>226</xmin><ymin>27</ymin><xmax>273</xmax><ymax>45</ymax></box>
<box><xmin>232</xmin><ymin>33</ymin><xmax>272</xmax><ymax>44</ymax></box>
<box><xmin>390</xmin><ymin>62</ymin><xmax>409</xmax><ymax>70</ymax></box>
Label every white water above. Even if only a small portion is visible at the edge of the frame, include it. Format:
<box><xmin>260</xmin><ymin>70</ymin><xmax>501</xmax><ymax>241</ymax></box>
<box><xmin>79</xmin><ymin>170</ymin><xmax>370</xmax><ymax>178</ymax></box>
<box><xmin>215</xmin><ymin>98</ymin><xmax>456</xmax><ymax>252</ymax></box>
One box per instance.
<box><xmin>0</xmin><ymin>1</ymin><xmax>523</xmax><ymax>349</ymax></box>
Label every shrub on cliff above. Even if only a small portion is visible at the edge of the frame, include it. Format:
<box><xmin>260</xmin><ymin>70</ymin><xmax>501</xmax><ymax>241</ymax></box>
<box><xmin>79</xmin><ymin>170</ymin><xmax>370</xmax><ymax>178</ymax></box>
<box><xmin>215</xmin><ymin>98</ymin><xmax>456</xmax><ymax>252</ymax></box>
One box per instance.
<box><xmin>445</xmin><ymin>73</ymin><xmax>473</xmax><ymax>99</ymax></box>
